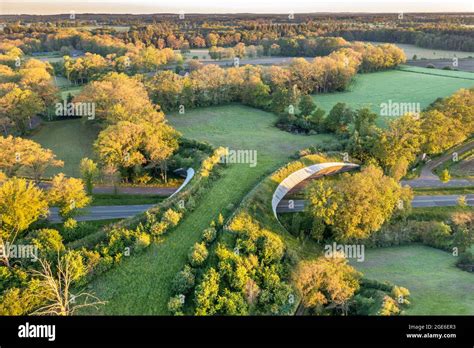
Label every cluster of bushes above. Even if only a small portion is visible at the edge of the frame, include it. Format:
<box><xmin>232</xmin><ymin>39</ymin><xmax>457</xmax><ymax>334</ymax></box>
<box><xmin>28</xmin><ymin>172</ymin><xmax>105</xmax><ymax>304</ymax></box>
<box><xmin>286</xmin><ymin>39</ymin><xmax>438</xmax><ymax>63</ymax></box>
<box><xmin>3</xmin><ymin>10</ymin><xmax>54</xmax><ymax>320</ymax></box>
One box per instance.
<box><xmin>167</xmin><ymin>217</ymin><xmax>222</xmax><ymax>315</ymax></box>
<box><xmin>350</xmin><ymin>278</ymin><xmax>410</xmax><ymax>316</ymax></box>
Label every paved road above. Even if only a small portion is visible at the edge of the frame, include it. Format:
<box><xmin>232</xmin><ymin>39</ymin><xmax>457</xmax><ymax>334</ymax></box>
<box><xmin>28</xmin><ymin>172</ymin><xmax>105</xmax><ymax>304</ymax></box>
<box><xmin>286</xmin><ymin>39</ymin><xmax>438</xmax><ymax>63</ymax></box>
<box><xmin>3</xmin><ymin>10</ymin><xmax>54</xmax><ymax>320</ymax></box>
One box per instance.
<box><xmin>402</xmin><ymin>140</ymin><xmax>474</xmax><ymax>188</ymax></box>
<box><xmin>48</xmin><ymin>205</ymin><xmax>154</xmax><ymax>223</ymax></box>
<box><xmin>276</xmin><ymin>194</ymin><xmax>474</xmax><ymax>213</ymax></box>
<box><xmin>48</xmin><ymin>194</ymin><xmax>474</xmax><ymax>222</ymax></box>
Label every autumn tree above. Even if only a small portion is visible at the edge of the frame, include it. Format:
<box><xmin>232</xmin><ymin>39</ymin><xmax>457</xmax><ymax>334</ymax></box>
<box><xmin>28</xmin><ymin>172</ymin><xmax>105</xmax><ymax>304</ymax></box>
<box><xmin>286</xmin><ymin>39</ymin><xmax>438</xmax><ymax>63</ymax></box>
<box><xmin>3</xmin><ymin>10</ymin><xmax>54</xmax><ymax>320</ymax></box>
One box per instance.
<box><xmin>0</xmin><ymin>135</ymin><xmax>63</xmax><ymax>181</ymax></box>
<box><xmin>293</xmin><ymin>254</ymin><xmax>361</xmax><ymax>315</ymax></box>
<box><xmin>306</xmin><ymin>165</ymin><xmax>411</xmax><ymax>241</ymax></box>
<box><xmin>0</xmin><ymin>178</ymin><xmax>48</xmax><ymax>267</ymax></box>
<box><xmin>0</xmin><ymin>87</ymin><xmax>44</xmax><ymax>134</ymax></box>
<box><xmin>47</xmin><ymin>173</ymin><xmax>91</xmax><ymax>220</ymax></box>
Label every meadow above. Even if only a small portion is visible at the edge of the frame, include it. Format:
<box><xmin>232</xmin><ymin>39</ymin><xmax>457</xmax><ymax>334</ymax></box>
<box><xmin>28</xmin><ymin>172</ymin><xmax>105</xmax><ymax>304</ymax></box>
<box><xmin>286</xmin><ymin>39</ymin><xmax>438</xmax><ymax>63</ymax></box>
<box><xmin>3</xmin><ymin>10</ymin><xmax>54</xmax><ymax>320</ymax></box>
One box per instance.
<box><xmin>353</xmin><ymin>245</ymin><xmax>474</xmax><ymax>315</ymax></box>
<box><xmin>30</xmin><ymin>118</ymin><xmax>99</xmax><ymax>178</ymax></box>
<box><xmin>313</xmin><ymin>66</ymin><xmax>474</xmax><ymax>127</ymax></box>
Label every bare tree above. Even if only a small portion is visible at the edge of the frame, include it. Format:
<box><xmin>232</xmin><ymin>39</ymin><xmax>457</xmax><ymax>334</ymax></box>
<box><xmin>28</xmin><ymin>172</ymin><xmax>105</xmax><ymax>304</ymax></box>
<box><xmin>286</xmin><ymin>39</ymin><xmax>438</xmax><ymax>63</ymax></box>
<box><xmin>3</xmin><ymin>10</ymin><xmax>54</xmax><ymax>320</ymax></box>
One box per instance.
<box><xmin>31</xmin><ymin>254</ymin><xmax>105</xmax><ymax>316</ymax></box>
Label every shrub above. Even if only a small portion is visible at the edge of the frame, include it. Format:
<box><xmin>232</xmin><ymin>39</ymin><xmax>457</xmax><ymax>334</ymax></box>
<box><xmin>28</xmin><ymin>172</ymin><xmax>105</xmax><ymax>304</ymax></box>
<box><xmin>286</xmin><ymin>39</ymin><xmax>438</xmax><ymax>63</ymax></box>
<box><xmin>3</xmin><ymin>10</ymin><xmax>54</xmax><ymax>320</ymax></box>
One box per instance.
<box><xmin>188</xmin><ymin>242</ymin><xmax>209</xmax><ymax>267</ymax></box>
<box><xmin>167</xmin><ymin>295</ymin><xmax>185</xmax><ymax>315</ymax></box>
<box><xmin>135</xmin><ymin>232</ymin><xmax>151</xmax><ymax>251</ymax></box>
<box><xmin>64</xmin><ymin>218</ymin><xmax>78</xmax><ymax>230</ymax></box>
<box><xmin>392</xmin><ymin>286</ymin><xmax>410</xmax><ymax>305</ymax></box>
<box><xmin>162</xmin><ymin>209</ymin><xmax>182</xmax><ymax>227</ymax></box>
<box><xmin>378</xmin><ymin>295</ymin><xmax>401</xmax><ymax>316</ymax></box>
<box><xmin>29</xmin><ymin>228</ymin><xmax>65</xmax><ymax>260</ymax></box>
<box><xmin>172</xmin><ymin>265</ymin><xmax>196</xmax><ymax>294</ymax></box>
<box><xmin>201</xmin><ymin>227</ymin><xmax>217</xmax><ymax>245</ymax></box>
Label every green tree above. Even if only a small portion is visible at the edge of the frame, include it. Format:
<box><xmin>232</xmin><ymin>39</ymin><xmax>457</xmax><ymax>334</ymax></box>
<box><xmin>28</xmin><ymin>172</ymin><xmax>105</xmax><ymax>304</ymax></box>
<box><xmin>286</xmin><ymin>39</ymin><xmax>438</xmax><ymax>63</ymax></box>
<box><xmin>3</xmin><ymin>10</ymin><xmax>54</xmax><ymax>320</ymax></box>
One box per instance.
<box><xmin>439</xmin><ymin>169</ymin><xmax>451</xmax><ymax>183</ymax></box>
<box><xmin>79</xmin><ymin>158</ymin><xmax>99</xmax><ymax>194</ymax></box>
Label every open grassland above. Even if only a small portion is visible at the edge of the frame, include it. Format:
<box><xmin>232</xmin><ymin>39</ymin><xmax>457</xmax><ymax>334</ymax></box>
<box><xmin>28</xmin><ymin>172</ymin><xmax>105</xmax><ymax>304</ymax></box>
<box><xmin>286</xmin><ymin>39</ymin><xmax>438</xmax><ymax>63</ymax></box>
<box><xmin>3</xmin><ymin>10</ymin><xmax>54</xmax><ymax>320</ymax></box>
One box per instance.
<box><xmin>313</xmin><ymin>67</ymin><xmax>474</xmax><ymax>127</ymax></box>
<box><xmin>30</xmin><ymin>119</ymin><xmax>99</xmax><ymax>178</ymax></box>
<box><xmin>83</xmin><ymin>104</ymin><xmax>335</xmax><ymax>314</ymax></box>
<box><xmin>353</xmin><ymin>245</ymin><xmax>474</xmax><ymax>315</ymax></box>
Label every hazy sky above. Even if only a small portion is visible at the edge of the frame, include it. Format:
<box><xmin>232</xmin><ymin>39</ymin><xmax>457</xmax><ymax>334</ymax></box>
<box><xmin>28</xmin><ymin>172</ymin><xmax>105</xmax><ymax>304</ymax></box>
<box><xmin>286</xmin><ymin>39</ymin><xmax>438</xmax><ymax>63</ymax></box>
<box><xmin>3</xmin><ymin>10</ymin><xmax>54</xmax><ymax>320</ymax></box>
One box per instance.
<box><xmin>1</xmin><ymin>0</ymin><xmax>473</xmax><ymax>15</ymax></box>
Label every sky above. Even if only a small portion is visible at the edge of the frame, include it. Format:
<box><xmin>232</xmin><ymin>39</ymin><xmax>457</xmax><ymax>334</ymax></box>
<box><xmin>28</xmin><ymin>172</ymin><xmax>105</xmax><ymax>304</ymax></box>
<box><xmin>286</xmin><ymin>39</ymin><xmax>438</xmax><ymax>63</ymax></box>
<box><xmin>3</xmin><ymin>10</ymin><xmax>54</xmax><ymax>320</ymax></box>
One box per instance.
<box><xmin>0</xmin><ymin>0</ymin><xmax>473</xmax><ymax>15</ymax></box>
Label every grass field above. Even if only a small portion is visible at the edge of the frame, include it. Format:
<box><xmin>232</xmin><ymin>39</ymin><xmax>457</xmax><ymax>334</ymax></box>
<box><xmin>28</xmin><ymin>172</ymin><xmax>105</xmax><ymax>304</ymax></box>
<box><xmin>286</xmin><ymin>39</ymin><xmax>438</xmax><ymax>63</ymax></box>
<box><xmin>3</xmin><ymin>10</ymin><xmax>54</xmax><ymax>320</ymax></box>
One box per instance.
<box><xmin>313</xmin><ymin>67</ymin><xmax>474</xmax><ymax>127</ymax></box>
<box><xmin>353</xmin><ymin>245</ymin><xmax>474</xmax><ymax>315</ymax></box>
<box><xmin>30</xmin><ymin>119</ymin><xmax>99</xmax><ymax>178</ymax></box>
<box><xmin>83</xmin><ymin>104</ymin><xmax>335</xmax><ymax>314</ymax></box>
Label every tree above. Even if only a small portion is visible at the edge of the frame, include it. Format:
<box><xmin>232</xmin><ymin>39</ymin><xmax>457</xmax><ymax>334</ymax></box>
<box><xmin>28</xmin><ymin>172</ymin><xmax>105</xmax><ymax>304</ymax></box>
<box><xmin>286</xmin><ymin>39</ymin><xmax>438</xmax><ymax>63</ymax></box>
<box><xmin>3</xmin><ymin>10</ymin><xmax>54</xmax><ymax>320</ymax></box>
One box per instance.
<box><xmin>194</xmin><ymin>268</ymin><xmax>220</xmax><ymax>315</ymax></box>
<box><xmin>293</xmin><ymin>254</ymin><xmax>361</xmax><ymax>315</ymax></box>
<box><xmin>353</xmin><ymin>107</ymin><xmax>377</xmax><ymax>134</ymax></box>
<box><xmin>31</xmin><ymin>252</ymin><xmax>105</xmax><ymax>316</ymax></box>
<box><xmin>0</xmin><ymin>87</ymin><xmax>44</xmax><ymax>134</ymax></box>
<box><xmin>79</xmin><ymin>158</ymin><xmax>99</xmax><ymax>194</ymax></box>
<box><xmin>94</xmin><ymin>121</ymin><xmax>146</xmax><ymax>181</ymax></box>
<box><xmin>0</xmin><ymin>178</ymin><xmax>48</xmax><ymax>267</ymax></box>
<box><xmin>299</xmin><ymin>95</ymin><xmax>316</xmax><ymax>117</ymax></box>
<box><xmin>439</xmin><ymin>169</ymin><xmax>451</xmax><ymax>183</ymax></box>
<box><xmin>0</xmin><ymin>135</ymin><xmax>63</xmax><ymax>181</ymax></box>
<box><xmin>47</xmin><ymin>174</ymin><xmax>91</xmax><ymax>220</ymax></box>
<box><xmin>306</xmin><ymin>165</ymin><xmax>411</xmax><ymax>241</ymax></box>
<box><xmin>373</xmin><ymin>114</ymin><xmax>424</xmax><ymax>180</ymax></box>
<box><xmin>324</xmin><ymin>103</ymin><xmax>354</xmax><ymax>136</ymax></box>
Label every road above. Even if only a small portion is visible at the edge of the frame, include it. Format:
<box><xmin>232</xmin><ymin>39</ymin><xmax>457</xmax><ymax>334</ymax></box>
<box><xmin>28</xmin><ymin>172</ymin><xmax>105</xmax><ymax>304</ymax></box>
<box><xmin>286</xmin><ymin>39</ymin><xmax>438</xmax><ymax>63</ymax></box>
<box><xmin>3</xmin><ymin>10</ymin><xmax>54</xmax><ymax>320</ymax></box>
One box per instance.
<box><xmin>276</xmin><ymin>194</ymin><xmax>474</xmax><ymax>213</ymax></box>
<box><xmin>48</xmin><ymin>205</ymin><xmax>154</xmax><ymax>223</ymax></box>
<box><xmin>47</xmin><ymin>194</ymin><xmax>473</xmax><ymax>222</ymax></box>
<box><xmin>402</xmin><ymin>140</ymin><xmax>474</xmax><ymax>188</ymax></box>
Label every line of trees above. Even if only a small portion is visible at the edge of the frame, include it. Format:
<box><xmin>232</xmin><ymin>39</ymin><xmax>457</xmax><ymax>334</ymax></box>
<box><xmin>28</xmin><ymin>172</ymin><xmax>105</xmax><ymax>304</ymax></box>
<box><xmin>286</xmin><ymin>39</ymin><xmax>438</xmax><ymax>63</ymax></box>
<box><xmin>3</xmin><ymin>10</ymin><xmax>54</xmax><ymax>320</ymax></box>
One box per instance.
<box><xmin>146</xmin><ymin>43</ymin><xmax>405</xmax><ymax>113</ymax></box>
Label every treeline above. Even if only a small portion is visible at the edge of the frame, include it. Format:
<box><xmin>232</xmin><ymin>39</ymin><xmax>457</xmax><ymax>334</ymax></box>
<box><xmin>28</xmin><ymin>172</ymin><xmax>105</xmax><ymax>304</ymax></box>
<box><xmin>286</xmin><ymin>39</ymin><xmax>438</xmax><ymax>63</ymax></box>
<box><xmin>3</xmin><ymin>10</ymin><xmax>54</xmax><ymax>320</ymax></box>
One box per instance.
<box><xmin>333</xmin><ymin>28</ymin><xmax>474</xmax><ymax>53</ymax></box>
<box><xmin>146</xmin><ymin>43</ymin><xmax>405</xmax><ymax>112</ymax></box>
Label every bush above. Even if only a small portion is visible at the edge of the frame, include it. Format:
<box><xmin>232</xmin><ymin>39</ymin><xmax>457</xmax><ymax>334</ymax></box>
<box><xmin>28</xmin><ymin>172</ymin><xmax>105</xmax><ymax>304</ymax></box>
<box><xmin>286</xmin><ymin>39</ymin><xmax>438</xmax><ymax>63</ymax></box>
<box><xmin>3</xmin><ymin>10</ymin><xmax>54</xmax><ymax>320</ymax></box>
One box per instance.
<box><xmin>167</xmin><ymin>295</ymin><xmax>185</xmax><ymax>315</ymax></box>
<box><xmin>188</xmin><ymin>242</ymin><xmax>209</xmax><ymax>267</ymax></box>
<box><xmin>162</xmin><ymin>209</ymin><xmax>183</xmax><ymax>227</ymax></box>
<box><xmin>134</xmin><ymin>232</ymin><xmax>151</xmax><ymax>251</ymax></box>
<box><xmin>172</xmin><ymin>265</ymin><xmax>196</xmax><ymax>294</ymax></box>
<box><xmin>64</xmin><ymin>218</ymin><xmax>78</xmax><ymax>230</ymax></box>
<box><xmin>201</xmin><ymin>227</ymin><xmax>217</xmax><ymax>245</ymax></box>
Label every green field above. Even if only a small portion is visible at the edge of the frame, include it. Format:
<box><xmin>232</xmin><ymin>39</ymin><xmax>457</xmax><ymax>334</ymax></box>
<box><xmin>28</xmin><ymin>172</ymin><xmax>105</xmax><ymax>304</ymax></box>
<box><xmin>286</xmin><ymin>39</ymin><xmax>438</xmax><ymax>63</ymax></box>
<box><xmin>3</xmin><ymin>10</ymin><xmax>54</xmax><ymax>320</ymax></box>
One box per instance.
<box><xmin>83</xmin><ymin>104</ymin><xmax>335</xmax><ymax>314</ymax></box>
<box><xmin>353</xmin><ymin>245</ymin><xmax>474</xmax><ymax>315</ymax></box>
<box><xmin>313</xmin><ymin>67</ymin><xmax>474</xmax><ymax>127</ymax></box>
<box><xmin>30</xmin><ymin>119</ymin><xmax>99</xmax><ymax>178</ymax></box>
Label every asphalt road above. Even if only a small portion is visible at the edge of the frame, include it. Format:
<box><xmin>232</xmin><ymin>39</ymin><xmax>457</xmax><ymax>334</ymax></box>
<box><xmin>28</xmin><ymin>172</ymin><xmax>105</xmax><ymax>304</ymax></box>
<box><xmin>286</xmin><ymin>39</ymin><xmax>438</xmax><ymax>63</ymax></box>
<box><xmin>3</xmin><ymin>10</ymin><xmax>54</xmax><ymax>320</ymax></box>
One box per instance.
<box><xmin>276</xmin><ymin>194</ymin><xmax>474</xmax><ymax>213</ymax></box>
<box><xmin>48</xmin><ymin>205</ymin><xmax>154</xmax><ymax>223</ymax></box>
<box><xmin>47</xmin><ymin>194</ymin><xmax>473</xmax><ymax>222</ymax></box>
